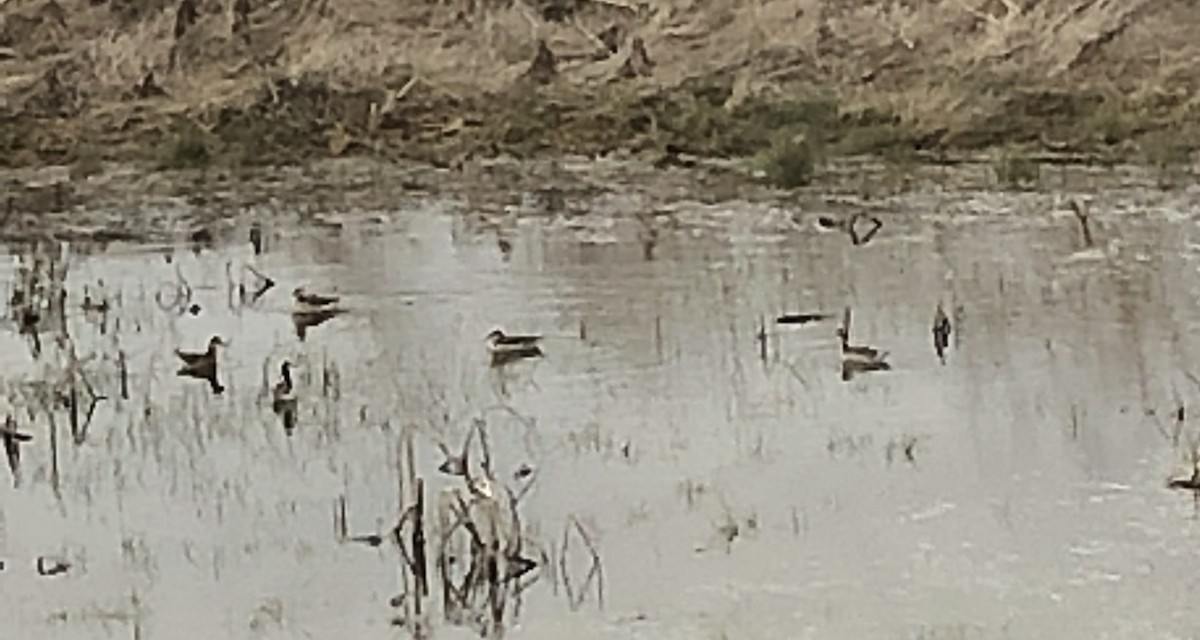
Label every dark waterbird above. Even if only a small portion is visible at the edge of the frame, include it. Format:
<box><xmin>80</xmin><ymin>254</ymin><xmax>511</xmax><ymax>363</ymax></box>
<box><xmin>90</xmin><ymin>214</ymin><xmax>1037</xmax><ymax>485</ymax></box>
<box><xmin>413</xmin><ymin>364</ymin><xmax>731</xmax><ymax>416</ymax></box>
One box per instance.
<box><xmin>176</xmin><ymin>336</ymin><xmax>227</xmax><ymax>394</ymax></box>
<box><xmin>36</xmin><ymin>556</ymin><xmax>70</xmax><ymax>577</ymax></box>
<box><xmin>932</xmin><ymin>302</ymin><xmax>952</xmax><ymax>364</ymax></box>
<box><xmin>292</xmin><ymin>286</ymin><xmax>339</xmax><ymax>311</ymax></box>
<box><xmin>272</xmin><ymin>361</ymin><xmax>298</xmax><ymax>435</ymax></box>
<box><xmin>485</xmin><ymin>328</ymin><xmax>544</xmax><ymax>366</ymax></box>
<box><xmin>291</xmin><ymin>287</ymin><xmax>346</xmax><ymax>340</ymax></box>
<box><xmin>1</xmin><ymin>415</ymin><xmax>32</xmax><ymax>488</ymax></box>
<box><xmin>249</xmin><ymin>221</ymin><xmax>264</xmax><ymax>255</ymax></box>
<box><xmin>175</xmin><ymin>336</ymin><xmax>227</xmax><ymax>369</ymax></box>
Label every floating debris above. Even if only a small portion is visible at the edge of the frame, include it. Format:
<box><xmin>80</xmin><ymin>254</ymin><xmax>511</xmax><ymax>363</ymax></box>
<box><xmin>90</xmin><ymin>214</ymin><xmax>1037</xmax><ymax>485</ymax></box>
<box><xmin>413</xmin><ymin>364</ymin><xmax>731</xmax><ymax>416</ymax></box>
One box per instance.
<box><xmin>36</xmin><ymin>555</ymin><xmax>70</xmax><ymax>577</ymax></box>
<box><xmin>776</xmin><ymin>312</ymin><xmax>832</xmax><ymax>325</ymax></box>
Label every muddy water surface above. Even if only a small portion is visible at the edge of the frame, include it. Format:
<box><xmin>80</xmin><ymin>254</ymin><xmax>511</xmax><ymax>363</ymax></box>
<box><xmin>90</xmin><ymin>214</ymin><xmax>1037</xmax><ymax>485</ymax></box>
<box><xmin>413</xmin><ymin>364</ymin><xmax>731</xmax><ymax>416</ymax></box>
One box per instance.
<box><xmin>2</xmin><ymin>167</ymin><xmax>1200</xmax><ymax>640</ymax></box>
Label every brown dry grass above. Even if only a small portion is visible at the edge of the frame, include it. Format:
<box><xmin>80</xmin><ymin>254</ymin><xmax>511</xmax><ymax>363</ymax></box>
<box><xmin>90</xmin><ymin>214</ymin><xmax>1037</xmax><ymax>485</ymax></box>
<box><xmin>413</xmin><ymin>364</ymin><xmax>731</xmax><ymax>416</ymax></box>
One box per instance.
<box><xmin>2</xmin><ymin>0</ymin><xmax>1199</xmax><ymax>166</ymax></box>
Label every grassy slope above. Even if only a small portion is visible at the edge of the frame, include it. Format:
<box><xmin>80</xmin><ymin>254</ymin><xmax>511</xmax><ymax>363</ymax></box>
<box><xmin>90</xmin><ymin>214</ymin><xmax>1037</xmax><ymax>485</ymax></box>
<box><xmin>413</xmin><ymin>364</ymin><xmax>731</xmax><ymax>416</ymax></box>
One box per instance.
<box><xmin>1</xmin><ymin>0</ymin><xmax>1198</xmax><ymax>172</ymax></box>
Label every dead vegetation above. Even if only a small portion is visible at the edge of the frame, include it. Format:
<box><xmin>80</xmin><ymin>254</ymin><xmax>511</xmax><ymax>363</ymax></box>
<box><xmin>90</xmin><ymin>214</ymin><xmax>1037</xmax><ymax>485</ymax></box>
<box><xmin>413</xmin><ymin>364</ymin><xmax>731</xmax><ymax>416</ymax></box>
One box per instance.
<box><xmin>1</xmin><ymin>0</ymin><xmax>1199</xmax><ymax>174</ymax></box>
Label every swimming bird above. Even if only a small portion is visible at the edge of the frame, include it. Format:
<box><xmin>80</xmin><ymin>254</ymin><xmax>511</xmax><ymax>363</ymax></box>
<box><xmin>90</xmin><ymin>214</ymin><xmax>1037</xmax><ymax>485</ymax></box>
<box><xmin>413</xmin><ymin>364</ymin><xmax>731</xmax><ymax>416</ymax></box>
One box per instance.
<box><xmin>932</xmin><ymin>303</ymin><xmax>952</xmax><ymax>364</ymax></box>
<box><xmin>1</xmin><ymin>415</ymin><xmax>32</xmax><ymax>488</ymax></box>
<box><xmin>485</xmin><ymin>328</ymin><xmax>544</xmax><ymax>364</ymax></box>
<box><xmin>292</xmin><ymin>286</ymin><xmax>339</xmax><ymax>313</ymax></box>
<box><xmin>175</xmin><ymin>336</ymin><xmax>226</xmax><ymax>369</ymax></box>
<box><xmin>290</xmin><ymin>287</ymin><xmax>345</xmax><ymax>340</ymax></box>
<box><xmin>175</xmin><ymin>336</ymin><xmax>227</xmax><ymax>394</ymax></box>
<box><xmin>272</xmin><ymin>361</ymin><xmax>298</xmax><ymax>435</ymax></box>
<box><xmin>36</xmin><ymin>556</ymin><xmax>70</xmax><ymax>577</ymax></box>
<box><xmin>271</xmin><ymin>361</ymin><xmax>295</xmax><ymax>409</ymax></box>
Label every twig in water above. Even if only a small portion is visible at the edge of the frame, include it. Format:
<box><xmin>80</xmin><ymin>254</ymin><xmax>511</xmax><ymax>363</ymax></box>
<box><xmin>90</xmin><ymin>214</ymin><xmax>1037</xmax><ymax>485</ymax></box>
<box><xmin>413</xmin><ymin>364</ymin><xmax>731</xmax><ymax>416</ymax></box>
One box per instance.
<box><xmin>1070</xmin><ymin>199</ymin><xmax>1094</xmax><ymax>249</ymax></box>
<box><xmin>560</xmin><ymin>515</ymin><xmax>604</xmax><ymax>611</ymax></box>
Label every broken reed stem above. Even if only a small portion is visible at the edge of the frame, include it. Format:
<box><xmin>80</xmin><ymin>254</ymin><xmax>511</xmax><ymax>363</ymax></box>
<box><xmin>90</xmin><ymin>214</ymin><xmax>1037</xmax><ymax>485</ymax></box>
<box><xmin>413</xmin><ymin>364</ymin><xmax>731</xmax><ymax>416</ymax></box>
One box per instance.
<box><xmin>118</xmin><ymin>350</ymin><xmax>129</xmax><ymax>400</ymax></box>
<box><xmin>334</xmin><ymin>496</ymin><xmax>348</xmax><ymax>542</ymax></box>
<box><xmin>654</xmin><ymin>315</ymin><xmax>663</xmax><ymax>362</ymax></box>
<box><xmin>757</xmin><ymin>316</ymin><xmax>767</xmax><ymax>363</ymax></box>
<box><xmin>68</xmin><ymin>381</ymin><xmax>80</xmax><ymax>444</ymax></box>
<box><xmin>404</xmin><ymin>426</ymin><xmax>417</xmax><ymax>503</ymax></box>
<box><xmin>46</xmin><ymin>407</ymin><xmax>60</xmax><ymax>501</ymax></box>
<box><xmin>1071</xmin><ymin>199</ymin><xmax>1094</xmax><ymax>248</ymax></box>
<box><xmin>474</xmin><ymin>420</ymin><xmax>493</xmax><ymax>478</ymax></box>
<box><xmin>413</xmin><ymin>477</ymin><xmax>428</xmax><ymax>605</ymax></box>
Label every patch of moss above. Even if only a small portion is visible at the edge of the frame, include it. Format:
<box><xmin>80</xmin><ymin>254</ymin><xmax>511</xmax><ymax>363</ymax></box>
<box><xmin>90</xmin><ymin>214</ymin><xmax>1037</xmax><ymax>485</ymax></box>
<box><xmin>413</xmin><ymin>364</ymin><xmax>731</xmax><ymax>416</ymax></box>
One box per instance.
<box><xmin>157</xmin><ymin>120</ymin><xmax>212</xmax><ymax>170</ymax></box>
<box><xmin>493</xmin><ymin>93</ymin><xmax>566</xmax><ymax>157</ymax></box>
<box><xmin>1138</xmin><ymin>129</ymin><xmax>1193</xmax><ymax>189</ymax></box>
<box><xmin>833</xmin><ymin>121</ymin><xmax>914</xmax><ymax>157</ymax></box>
<box><xmin>992</xmin><ymin>151</ymin><xmax>1041</xmax><ymax>190</ymax></box>
<box><xmin>0</xmin><ymin>117</ymin><xmax>30</xmax><ymax>168</ymax></box>
<box><xmin>649</xmin><ymin>91</ymin><xmax>842</xmax><ymax>159</ymax></box>
<box><xmin>69</xmin><ymin>144</ymin><xmax>103</xmax><ymax>181</ymax></box>
<box><xmin>1072</xmin><ymin>100</ymin><xmax>1142</xmax><ymax>146</ymax></box>
<box><xmin>760</xmin><ymin>135</ymin><xmax>820</xmax><ymax>189</ymax></box>
<box><xmin>214</xmin><ymin>108</ymin><xmax>313</xmax><ymax>166</ymax></box>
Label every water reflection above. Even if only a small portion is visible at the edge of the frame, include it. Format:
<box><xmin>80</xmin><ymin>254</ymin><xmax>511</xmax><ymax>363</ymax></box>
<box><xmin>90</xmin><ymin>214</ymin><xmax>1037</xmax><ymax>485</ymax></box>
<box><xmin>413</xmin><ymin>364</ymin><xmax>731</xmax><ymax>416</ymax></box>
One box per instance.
<box><xmin>0</xmin><ymin>186</ymin><xmax>1198</xmax><ymax>638</ymax></box>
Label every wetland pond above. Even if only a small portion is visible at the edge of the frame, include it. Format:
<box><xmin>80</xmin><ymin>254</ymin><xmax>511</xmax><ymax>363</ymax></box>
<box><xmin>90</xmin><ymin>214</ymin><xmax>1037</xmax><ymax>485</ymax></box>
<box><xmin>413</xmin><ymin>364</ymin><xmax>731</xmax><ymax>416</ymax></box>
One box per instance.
<box><xmin>2</xmin><ymin>159</ymin><xmax>1200</xmax><ymax>639</ymax></box>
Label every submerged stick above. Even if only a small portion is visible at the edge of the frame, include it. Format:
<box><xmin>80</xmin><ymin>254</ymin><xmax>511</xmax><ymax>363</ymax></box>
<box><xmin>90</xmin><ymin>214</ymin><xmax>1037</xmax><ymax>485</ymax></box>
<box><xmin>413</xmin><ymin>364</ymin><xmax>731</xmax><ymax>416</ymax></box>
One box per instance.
<box><xmin>1070</xmin><ymin>199</ymin><xmax>1094</xmax><ymax>248</ymax></box>
<box><xmin>47</xmin><ymin>408</ymin><xmax>59</xmax><ymax>499</ymax></box>
<box><xmin>118</xmin><ymin>350</ymin><xmax>129</xmax><ymax>400</ymax></box>
<box><xmin>413</xmin><ymin>478</ymin><xmax>428</xmax><ymax>603</ymax></box>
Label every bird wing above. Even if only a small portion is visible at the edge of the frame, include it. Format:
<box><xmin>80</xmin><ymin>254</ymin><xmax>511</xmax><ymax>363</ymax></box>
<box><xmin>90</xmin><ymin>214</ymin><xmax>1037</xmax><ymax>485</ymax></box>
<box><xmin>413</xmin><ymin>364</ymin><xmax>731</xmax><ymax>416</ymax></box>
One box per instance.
<box><xmin>498</xmin><ymin>334</ymin><xmax>542</xmax><ymax>346</ymax></box>
<box><xmin>175</xmin><ymin>349</ymin><xmax>205</xmax><ymax>364</ymax></box>
<box><xmin>298</xmin><ymin>292</ymin><xmax>339</xmax><ymax>306</ymax></box>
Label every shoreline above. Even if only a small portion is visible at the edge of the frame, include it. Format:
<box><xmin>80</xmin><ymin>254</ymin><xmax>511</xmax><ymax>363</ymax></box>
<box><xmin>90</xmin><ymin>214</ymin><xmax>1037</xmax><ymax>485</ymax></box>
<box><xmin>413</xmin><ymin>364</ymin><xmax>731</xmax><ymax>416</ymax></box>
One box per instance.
<box><xmin>4</xmin><ymin>0</ymin><xmax>1198</xmax><ymax>188</ymax></box>
<box><xmin>0</xmin><ymin>148</ymin><xmax>1184</xmax><ymax>249</ymax></box>
<box><xmin>3</xmin><ymin>79</ymin><xmax>1193</xmax><ymax>188</ymax></box>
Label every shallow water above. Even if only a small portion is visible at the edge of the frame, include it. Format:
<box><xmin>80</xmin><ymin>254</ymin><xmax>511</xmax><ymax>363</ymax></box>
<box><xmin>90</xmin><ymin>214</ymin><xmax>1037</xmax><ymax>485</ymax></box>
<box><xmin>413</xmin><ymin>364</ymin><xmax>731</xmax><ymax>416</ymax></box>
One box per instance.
<box><xmin>2</xmin><ymin>169</ymin><xmax>1200</xmax><ymax>639</ymax></box>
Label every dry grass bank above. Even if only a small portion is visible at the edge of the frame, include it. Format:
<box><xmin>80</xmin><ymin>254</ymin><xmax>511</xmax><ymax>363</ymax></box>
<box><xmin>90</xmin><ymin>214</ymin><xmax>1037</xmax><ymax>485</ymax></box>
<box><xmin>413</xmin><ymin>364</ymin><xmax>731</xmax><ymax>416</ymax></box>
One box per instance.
<box><xmin>1</xmin><ymin>0</ymin><xmax>1199</xmax><ymax>179</ymax></box>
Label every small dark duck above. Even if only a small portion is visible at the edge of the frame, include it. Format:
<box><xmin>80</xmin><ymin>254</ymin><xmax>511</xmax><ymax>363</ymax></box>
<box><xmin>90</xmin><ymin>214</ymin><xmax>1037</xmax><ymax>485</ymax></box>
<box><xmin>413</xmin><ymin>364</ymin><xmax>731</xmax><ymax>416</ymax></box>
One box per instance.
<box><xmin>933</xmin><ymin>302</ymin><xmax>952</xmax><ymax>365</ymax></box>
<box><xmin>271</xmin><ymin>360</ymin><xmax>298</xmax><ymax>435</ymax></box>
<box><xmin>1</xmin><ymin>415</ymin><xmax>32</xmax><ymax>488</ymax></box>
<box><xmin>36</xmin><ymin>556</ymin><xmax>70</xmax><ymax>577</ymax></box>
<box><xmin>175</xmin><ymin>336</ymin><xmax>227</xmax><ymax>394</ymax></box>
<box><xmin>291</xmin><ymin>287</ymin><xmax>345</xmax><ymax>340</ymax></box>
<box><xmin>176</xmin><ymin>336</ymin><xmax>227</xmax><ymax>370</ymax></box>
<box><xmin>292</xmin><ymin>286</ymin><xmax>339</xmax><ymax>313</ymax></box>
<box><xmin>485</xmin><ymin>328</ymin><xmax>544</xmax><ymax>365</ymax></box>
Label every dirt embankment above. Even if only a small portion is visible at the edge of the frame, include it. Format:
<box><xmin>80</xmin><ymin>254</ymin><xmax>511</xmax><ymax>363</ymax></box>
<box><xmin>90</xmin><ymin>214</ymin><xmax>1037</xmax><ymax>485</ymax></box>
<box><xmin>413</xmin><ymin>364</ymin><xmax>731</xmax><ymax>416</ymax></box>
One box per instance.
<box><xmin>2</xmin><ymin>0</ymin><xmax>1199</xmax><ymax>178</ymax></box>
